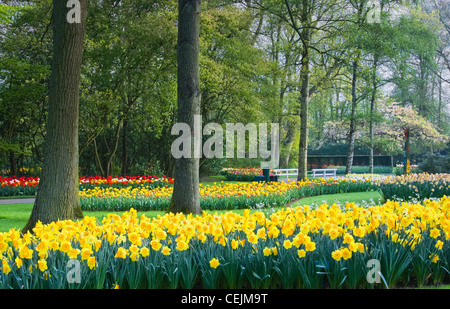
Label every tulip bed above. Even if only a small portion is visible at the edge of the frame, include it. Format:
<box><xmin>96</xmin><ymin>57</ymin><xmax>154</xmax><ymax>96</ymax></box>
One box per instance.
<box><xmin>79</xmin><ymin>173</ymin><xmax>450</xmax><ymax>212</ymax></box>
<box><xmin>78</xmin><ymin>178</ymin><xmax>375</xmax><ymax>211</ymax></box>
<box><xmin>1</xmin><ymin>196</ymin><xmax>449</xmax><ymax>289</ymax></box>
<box><xmin>221</xmin><ymin>167</ymin><xmax>275</xmax><ymax>181</ymax></box>
<box><xmin>0</xmin><ymin>175</ymin><xmax>173</xmax><ymax>197</ymax></box>
<box><xmin>1</xmin><ymin>173</ymin><xmax>449</xmax><ymax>213</ymax></box>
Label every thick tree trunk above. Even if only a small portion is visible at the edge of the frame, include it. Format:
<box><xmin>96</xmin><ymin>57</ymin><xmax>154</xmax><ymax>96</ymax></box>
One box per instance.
<box><xmin>23</xmin><ymin>0</ymin><xmax>86</xmax><ymax>233</ymax></box>
<box><xmin>167</xmin><ymin>0</ymin><xmax>201</xmax><ymax>215</ymax></box>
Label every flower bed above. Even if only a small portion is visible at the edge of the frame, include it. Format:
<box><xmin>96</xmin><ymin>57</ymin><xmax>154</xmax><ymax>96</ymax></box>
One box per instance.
<box><xmin>1</xmin><ymin>196</ymin><xmax>449</xmax><ymax>289</ymax></box>
<box><xmin>2</xmin><ymin>173</ymin><xmax>448</xmax><ymax>212</ymax></box>
<box><xmin>79</xmin><ymin>178</ymin><xmax>374</xmax><ymax>211</ymax></box>
<box><xmin>78</xmin><ymin>173</ymin><xmax>450</xmax><ymax>212</ymax></box>
<box><xmin>373</xmin><ymin>173</ymin><xmax>449</xmax><ymax>202</ymax></box>
<box><xmin>0</xmin><ymin>175</ymin><xmax>173</xmax><ymax>197</ymax></box>
<box><xmin>221</xmin><ymin>167</ymin><xmax>275</xmax><ymax>181</ymax></box>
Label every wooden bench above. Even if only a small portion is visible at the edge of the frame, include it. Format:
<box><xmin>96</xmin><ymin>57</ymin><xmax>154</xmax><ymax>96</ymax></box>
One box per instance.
<box><xmin>312</xmin><ymin>168</ymin><xmax>337</xmax><ymax>177</ymax></box>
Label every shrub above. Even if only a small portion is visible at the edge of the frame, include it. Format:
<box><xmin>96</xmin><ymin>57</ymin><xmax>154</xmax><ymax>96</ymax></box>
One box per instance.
<box><xmin>419</xmin><ymin>154</ymin><xmax>450</xmax><ymax>174</ymax></box>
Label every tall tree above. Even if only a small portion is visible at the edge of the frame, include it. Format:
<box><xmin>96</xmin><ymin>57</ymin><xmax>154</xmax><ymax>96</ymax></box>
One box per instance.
<box><xmin>79</xmin><ymin>0</ymin><xmax>177</xmax><ymax>177</ymax></box>
<box><xmin>343</xmin><ymin>0</ymin><xmax>396</xmax><ymax>174</ymax></box>
<box><xmin>23</xmin><ymin>0</ymin><xmax>87</xmax><ymax>233</ymax></box>
<box><xmin>253</xmin><ymin>0</ymin><xmax>346</xmax><ymax>180</ymax></box>
<box><xmin>296</xmin><ymin>2</ymin><xmax>312</xmax><ymax>181</ymax></box>
<box><xmin>0</xmin><ymin>2</ymin><xmax>51</xmax><ymax>176</ymax></box>
<box><xmin>344</xmin><ymin>0</ymin><xmax>369</xmax><ymax>175</ymax></box>
<box><xmin>167</xmin><ymin>0</ymin><xmax>202</xmax><ymax>215</ymax></box>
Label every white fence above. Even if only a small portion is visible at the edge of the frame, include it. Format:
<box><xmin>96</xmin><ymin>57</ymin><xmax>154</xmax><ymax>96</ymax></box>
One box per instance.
<box><xmin>311</xmin><ymin>168</ymin><xmax>337</xmax><ymax>177</ymax></box>
<box><xmin>273</xmin><ymin>168</ymin><xmax>338</xmax><ymax>181</ymax></box>
<box><xmin>273</xmin><ymin>169</ymin><xmax>298</xmax><ymax>180</ymax></box>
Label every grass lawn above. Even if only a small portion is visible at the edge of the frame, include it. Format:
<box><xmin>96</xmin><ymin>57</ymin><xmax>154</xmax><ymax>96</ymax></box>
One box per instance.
<box><xmin>0</xmin><ymin>203</ymin><xmax>167</xmax><ymax>232</ymax></box>
<box><xmin>291</xmin><ymin>190</ymin><xmax>385</xmax><ymax>208</ymax></box>
<box><xmin>0</xmin><ymin>203</ymin><xmax>262</xmax><ymax>232</ymax></box>
<box><xmin>0</xmin><ymin>203</ymin><xmax>34</xmax><ymax>232</ymax></box>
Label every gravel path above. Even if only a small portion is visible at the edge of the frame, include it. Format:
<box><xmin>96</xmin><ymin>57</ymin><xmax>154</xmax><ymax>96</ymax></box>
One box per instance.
<box><xmin>0</xmin><ymin>198</ymin><xmax>35</xmax><ymax>204</ymax></box>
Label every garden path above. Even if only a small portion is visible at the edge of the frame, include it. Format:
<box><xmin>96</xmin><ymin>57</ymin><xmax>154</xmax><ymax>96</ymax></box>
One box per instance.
<box><xmin>0</xmin><ymin>198</ymin><xmax>35</xmax><ymax>204</ymax></box>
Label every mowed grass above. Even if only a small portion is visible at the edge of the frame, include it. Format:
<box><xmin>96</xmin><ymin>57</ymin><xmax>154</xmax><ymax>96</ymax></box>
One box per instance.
<box><xmin>0</xmin><ymin>203</ymin><xmax>167</xmax><ymax>232</ymax></box>
<box><xmin>0</xmin><ymin>203</ymin><xmax>34</xmax><ymax>232</ymax></box>
<box><xmin>291</xmin><ymin>191</ymin><xmax>385</xmax><ymax>208</ymax></box>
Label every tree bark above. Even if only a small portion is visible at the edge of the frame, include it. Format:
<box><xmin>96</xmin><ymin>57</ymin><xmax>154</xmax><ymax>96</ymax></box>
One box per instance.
<box><xmin>297</xmin><ymin>19</ymin><xmax>311</xmax><ymax>181</ymax></box>
<box><xmin>167</xmin><ymin>0</ymin><xmax>202</xmax><ymax>215</ymax></box>
<box><xmin>121</xmin><ymin>118</ymin><xmax>128</xmax><ymax>176</ymax></box>
<box><xmin>93</xmin><ymin>138</ymin><xmax>105</xmax><ymax>176</ymax></box>
<box><xmin>369</xmin><ymin>54</ymin><xmax>379</xmax><ymax>174</ymax></box>
<box><xmin>280</xmin><ymin>118</ymin><xmax>298</xmax><ymax>168</ymax></box>
<box><xmin>9</xmin><ymin>150</ymin><xmax>17</xmax><ymax>176</ymax></box>
<box><xmin>437</xmin><ymin>73</ymin><xmax>442</xmax><ymax>128</ymax></box>
<box><xmin>104</xmin><ymin>118</ymin><xmax>123</xmax><ymax>177</ymax></box>
<box><xmin>23</xmin><ymin>0</ymin><xmax>86</xmax><ymax>233</ymax></box>
<box><xmin>345</xmin><ymin>58</ymin><xmax>359</xmax><ymax>175</ymax></box>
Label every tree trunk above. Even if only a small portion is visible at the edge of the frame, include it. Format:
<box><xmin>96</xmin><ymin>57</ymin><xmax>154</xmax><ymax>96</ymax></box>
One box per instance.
<box><xmin>167</xmin><ymin>0</ymin><xmax>201</xmax><ymax>215</ymax></box>
<box><xmin>297</xmin><ymin>26</ymin><xmax>311</xmax><ymax>181</ymax></box>
<box><xmin>437</xmin><ymin>74</ymin><xmax>442</xmax><ymax>128</ymax></box>
<box><xmin>280</xmin><ymin>118</ymin><xmax>298</xmax><ymax>168</ymax></box>
<box><xmin>345</xmin><ymin>58</ymin><xmax>358</xmax><ymax>175</ymax></box>
<box><xmin>93</xmin><ymin>138</ymin><xmax>105</xmax><ymax>176</ymax></box>
<box><xmin>404</xmin><ymin>128</ymin><xmax>410</xmax><ymax>174</ymax></box>
<box><xmin>105</xmin><ymin>118</ymin><xmax>123</xmax><ymax>177</ymax></box>
<box><xmin>121</xmin><ymin>118</ymin><xmax>128</xmax><ymax>176</ymax></box>
<box><xmin>369</xmin><ymin>55</ymin><xmax>378</xmax><ymax>174</ymax></box>
<box><xmin>9</xmin><ymin>150</ymin><xmax>17</xmax><ymax>176</ymax></box>
<box><xmin>23</xmin><ymin>0</ymin><xmax>86</xmax><ymax>233</ymax></box>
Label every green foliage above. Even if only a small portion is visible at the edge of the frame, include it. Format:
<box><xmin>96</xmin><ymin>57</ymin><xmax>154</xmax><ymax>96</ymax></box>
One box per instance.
<box><xmin>419</xmin><ymin>154</ymin><xmax>450</xmax><ymax>174</ymax></box>
<box><xmin>1</xmin><ymin>0</ymin><xmax>449</xmax><ymax>185</ymax></box>
<box><xmin>0</xmin><ymin>2</ymin><xmax>51</xmax><ymax>171</ymax></box>
<box><xmin>0</xmin><ymin>4</ymin><xmax>16</xmax><ymax>24</ymax></box>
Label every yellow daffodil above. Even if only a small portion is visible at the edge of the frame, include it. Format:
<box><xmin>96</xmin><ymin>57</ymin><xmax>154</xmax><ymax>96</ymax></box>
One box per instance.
<box><xmin>332</xmin><ymin>249</ymin><xmax>343</xmax><ymax>261</ymax></box>
<box><xmin>209</xmin><ymin>258</ymin><xmax>220</xmax><ymax>269</ymax></box>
